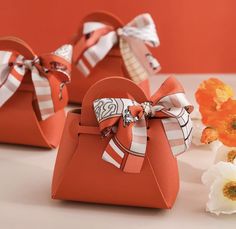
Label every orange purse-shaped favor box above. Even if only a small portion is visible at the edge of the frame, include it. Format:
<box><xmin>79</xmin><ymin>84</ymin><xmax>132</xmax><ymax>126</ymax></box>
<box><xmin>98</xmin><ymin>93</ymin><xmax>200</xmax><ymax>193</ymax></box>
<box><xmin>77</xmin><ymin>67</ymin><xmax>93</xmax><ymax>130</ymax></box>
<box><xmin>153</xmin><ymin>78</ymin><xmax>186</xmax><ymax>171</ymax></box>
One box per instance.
<box><xmin>68</xmin><ymin>11</ymin><xmax>161</xmax><ymax>104</ymax></box>
<box><xmin>52</xmin><ymin>76</ymin><xmax>193</xmax><ymax>208</ymax></box>
<box><xmin>0</xmin><ymin>36</ymin><xmax>72</xmax><ymax>148</ymax></box>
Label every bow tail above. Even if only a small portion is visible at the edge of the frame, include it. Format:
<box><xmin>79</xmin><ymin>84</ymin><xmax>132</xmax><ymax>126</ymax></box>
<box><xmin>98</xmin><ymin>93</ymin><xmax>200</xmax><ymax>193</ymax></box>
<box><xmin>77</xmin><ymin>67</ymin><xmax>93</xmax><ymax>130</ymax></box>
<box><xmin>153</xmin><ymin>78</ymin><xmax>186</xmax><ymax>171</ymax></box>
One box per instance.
<box><xmin>125</xmin><ymin>13</ymin><xmax>160</xmax><ymax>47</ymax></box>
<box><xmin>120</xmin><ymin>36</ymin><xmax>160</xmax><ymax>84</ymax></box>
<box><xmin>102</xmin><ymin>116</ymin><xmax>147</xmax><ymax>173</ymax></box>
<box><xmin>31</xmin><ymin>67</ymin><xmax>55</xmax><ymax>120</ymax></box>
<box><xmin>161</xmin><ymin>108</ymin><xmax>193</xmax><ymax>156</ymax></box>
<box><xmin>0</xmin><ymin>52</ymin><xmax>25</xmax><ymax>107</ymax></box>
<box><xmin>151</xmin><ymin>76</ymin><xmax>194</xmax><ymax>112</ymax></box>
<box><xmin>120</xmin><ymin>37</ymin><xmax>148</xmax><ymax>83</ymax></box>
<box><xmin>76</xmin><ymin>28</ymin><xmax>117</xmax><ymax>77</ymax></box>
<box><xmin>152</xmin><ymin>79</ymin><xmax>193</xmax><ymax>156</ymax></box>
<box><xmin>94</xmin><ymin>98</ymin><xmax>148</xmax><ymax>173</ymax></box>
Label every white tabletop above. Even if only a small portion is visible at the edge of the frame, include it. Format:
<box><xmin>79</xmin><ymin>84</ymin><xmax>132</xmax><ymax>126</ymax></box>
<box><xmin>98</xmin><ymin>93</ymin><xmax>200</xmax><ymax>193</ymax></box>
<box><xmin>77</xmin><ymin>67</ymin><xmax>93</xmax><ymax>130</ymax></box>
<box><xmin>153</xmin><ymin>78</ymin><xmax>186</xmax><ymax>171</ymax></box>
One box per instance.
<box><xmin>1</xmin><ymin>74</ymin><xmax>236</xmax><ymax>229</ymax></box>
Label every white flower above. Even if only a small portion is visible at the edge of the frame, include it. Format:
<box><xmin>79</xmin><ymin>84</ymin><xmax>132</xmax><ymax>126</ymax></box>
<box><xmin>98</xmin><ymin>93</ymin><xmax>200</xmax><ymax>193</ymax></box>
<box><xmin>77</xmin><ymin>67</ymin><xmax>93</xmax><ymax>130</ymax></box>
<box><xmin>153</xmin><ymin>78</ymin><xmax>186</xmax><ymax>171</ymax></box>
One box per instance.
<box><xmin>202</xmin><ymin>162</ymin><xmax>236</xmax><ymax>215</ymax></box>
<box><xmin>215</xmin><ymin>145</ymin><xmax>236</xmax><ymax>164</ymax></box>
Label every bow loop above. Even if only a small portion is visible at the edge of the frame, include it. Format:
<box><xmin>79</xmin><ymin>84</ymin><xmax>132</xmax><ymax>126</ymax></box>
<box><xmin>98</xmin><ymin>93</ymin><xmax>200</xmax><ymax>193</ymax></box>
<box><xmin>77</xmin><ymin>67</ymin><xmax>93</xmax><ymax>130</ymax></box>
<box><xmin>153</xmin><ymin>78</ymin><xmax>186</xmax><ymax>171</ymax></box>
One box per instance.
<box><xmin>77</xmin><ymin>13</ymin><xmax>160</xmax><ymax>79</ymax></box>
<box><xmin>120</xmin><ymin>13</ymin><xmax>160</xmax><ymax>47</ymax></box>
<box><xmin>93</xmin><ymin>77</ymin><xmax>193</xmax><ymax>173</ymax></box>
<box><xmin>0</xmin><ymin>44</ymin><xmax>73</xmax><ymax>120</ymax></box>
<box><xmin>150</xmin><ymin>76</ymin><xmax>194</xmax><ymax>114</ymax></box>
<box><xmin>44</xmin><ymin>44</ymin><xmax>73</xmax><ymax>81</ymax></box>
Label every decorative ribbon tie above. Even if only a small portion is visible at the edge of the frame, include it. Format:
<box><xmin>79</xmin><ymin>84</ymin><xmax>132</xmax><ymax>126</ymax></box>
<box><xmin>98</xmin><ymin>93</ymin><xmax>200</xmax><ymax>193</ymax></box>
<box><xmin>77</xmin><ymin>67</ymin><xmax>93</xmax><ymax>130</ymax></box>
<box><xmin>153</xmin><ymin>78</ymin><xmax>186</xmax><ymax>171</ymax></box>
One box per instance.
<box><xmin>0</xmin><ymin>44</ymin><xmax>73</xmax><ymax>120</ymax></box>
<box><xmin>93</xmin><ymin>77</ymin><xmax>194</xmax><ymax>173</ymax></box>
<box><xmin>77</xmin><ymin>13</ymin><xmax>161</xmax><ymax>83</ymax></box>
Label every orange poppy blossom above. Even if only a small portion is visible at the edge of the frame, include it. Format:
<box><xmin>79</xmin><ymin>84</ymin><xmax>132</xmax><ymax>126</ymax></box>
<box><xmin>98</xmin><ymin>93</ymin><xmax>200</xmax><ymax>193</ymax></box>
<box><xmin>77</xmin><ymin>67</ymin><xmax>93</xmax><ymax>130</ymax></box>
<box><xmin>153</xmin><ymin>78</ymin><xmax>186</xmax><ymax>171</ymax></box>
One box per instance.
<box><xmin>195</xmin><ymin>78</ymin><xmax>235</xmax><ymax>145</ymax></box>
<box><xmin>210</xmin><ymin>99</ymin><xmax>236</xmax><ymax>147</ymax></box>
<box><xmin>195</xmin><ymin>78</ymin><xmax>233</xmax><ymax>126</ymax></box>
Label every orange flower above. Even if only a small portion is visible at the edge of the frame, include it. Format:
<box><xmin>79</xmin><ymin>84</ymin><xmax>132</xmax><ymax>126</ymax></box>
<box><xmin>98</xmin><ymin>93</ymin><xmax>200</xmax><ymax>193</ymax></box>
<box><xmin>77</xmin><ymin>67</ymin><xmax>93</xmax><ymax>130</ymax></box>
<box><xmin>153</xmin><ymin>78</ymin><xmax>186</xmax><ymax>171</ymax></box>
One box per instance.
<box><xmin>201</xmin><ymin>127</ymin><xmax>218</xmax><ymax>144</ymax></box>
<box><xmin>195</xmin><ymin>78</ymin><xmax>233</xmax><ymax>126</ymax></box>
<box><xmin>210</xmin><ymin>99</ymin><xmax>236</xmax><ymax>147</ymax></box>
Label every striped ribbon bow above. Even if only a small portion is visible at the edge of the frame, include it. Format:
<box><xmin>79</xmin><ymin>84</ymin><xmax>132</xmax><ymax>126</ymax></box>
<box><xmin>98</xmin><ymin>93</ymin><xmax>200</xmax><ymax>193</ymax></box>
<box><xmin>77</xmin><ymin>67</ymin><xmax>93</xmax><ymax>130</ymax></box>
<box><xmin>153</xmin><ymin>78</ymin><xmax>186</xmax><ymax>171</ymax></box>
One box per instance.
<box><xmin>93</xmin><ymin>77</ymin><xmax>194</xmax><ymax>173</ymax></box>
<box><xmin>0</xmin><ymin>44</ymin><xmax>73</xmax><ymax>120</ymax></box>
<box><xmin>77</xmin><ymin>13</ymin><xmax>161</xmax><ymax>82</ymax></box>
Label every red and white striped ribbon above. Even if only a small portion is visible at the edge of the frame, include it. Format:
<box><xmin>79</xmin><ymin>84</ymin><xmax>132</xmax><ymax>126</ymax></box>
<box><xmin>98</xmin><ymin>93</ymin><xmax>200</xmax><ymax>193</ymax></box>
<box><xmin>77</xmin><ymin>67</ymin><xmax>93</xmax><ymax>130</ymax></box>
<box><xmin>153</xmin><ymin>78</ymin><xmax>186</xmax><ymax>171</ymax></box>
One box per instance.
<box><xmin>0</xmin><ymin>44</ymin><xmax>73</xmax><ymax>120</ymax></box>
<box><xmin>93</xmin><ymin>77</ymin><xmax>193</xmax><ymax>173</ymax></box>
<box><xmin>76</xmin><ymin>13</ymin><xmax>160</xmax><ymax>81</ymax></box>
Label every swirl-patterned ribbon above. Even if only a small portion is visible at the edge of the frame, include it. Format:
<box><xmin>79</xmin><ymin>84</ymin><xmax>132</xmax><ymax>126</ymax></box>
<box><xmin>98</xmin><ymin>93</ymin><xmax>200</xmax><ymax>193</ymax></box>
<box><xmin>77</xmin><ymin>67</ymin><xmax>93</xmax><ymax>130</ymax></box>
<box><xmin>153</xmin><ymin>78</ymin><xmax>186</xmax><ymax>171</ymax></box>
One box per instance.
<box><xmin>76</xmin><ymin>13</ymin><xmax>160</xmax><ymax>83</ymax></box>
<box><xmin>0</xmin><ymin>44</ymin><xmax>73</xmax><ymax>120</ymax></box>
<box><xmin>93</xmin><ymin>77</ymin><xmax>194</xmax><ymax>173</ymax></box>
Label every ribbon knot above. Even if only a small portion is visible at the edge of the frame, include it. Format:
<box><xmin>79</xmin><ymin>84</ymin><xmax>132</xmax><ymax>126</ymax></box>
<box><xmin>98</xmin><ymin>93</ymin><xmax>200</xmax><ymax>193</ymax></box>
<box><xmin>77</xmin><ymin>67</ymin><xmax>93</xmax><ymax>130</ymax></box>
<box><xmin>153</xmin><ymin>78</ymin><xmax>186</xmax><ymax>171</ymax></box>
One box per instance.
<box><xmin>141</xmin><ymin>102</ymin><xmax>154</xmax><ymax>117</ymax></box>
<box><xmin>0</xmin><ymin>44</ymin><xmax>73</xmax><ymax>120</ymax></box>
<box><xmin>93</xmin><ymin>77</ymin><xmax>194</xmax><ymax>173</ymax></box>
<box><xmin>76</xmin><ymin>13</ymin><xmax>161</xmax><ymax>81</ymax></box>
<box><xmin>123</xmin><ymin>102</ymin><xmax>153</xmax><ymax>127</ymax></box>
<box><xmin>19</xmin><ymin>56</ymin><xmax>38</xmax><ymax>70</ymax></box>
<box><xmin>116</xmin><ymin>28</ymin><xmax>123</xmax><ymax>36</ymax></box>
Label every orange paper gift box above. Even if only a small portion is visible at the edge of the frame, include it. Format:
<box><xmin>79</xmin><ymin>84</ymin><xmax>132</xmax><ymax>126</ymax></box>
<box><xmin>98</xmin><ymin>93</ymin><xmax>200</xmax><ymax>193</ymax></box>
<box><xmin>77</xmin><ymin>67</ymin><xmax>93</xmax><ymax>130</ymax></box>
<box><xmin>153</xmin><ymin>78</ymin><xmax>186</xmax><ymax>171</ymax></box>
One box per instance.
<box><xmin>52</xmin><ymin>76</ymin><xmax>193</xmax><ymax>208</ymax></box>
<box><xmin>68</xmin><ymin>11</ymin><xmax>161</xmax><ymax>104</ymax></box>
<box><xmin>0</xmin><ymin>36</ymin><xmax>72</xmax><ymax>148</ymax></box>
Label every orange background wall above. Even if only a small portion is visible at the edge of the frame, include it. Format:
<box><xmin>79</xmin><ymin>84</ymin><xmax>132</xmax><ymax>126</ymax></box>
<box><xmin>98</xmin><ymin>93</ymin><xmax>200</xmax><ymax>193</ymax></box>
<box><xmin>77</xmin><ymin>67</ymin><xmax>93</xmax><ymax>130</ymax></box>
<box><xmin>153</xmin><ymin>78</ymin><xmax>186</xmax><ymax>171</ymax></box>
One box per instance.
<box><xmin>0</xmin><ymin>0</ymin><xmax>236</xmax><ymax>73</ymax></box>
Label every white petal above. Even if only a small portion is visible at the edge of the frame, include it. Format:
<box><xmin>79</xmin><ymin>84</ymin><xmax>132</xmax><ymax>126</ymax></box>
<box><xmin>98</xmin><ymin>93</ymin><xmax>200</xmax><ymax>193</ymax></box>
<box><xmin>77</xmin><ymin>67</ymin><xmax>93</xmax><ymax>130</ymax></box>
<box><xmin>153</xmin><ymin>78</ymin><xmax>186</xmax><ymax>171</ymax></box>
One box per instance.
<box><xmin>202</xmin><ymin>164</ymin><xmax>221</xmax><ymax>187</ymax></box>
<box><xmin>214</xmin><ymin>145</ymin><xmax>231</xmax><ymax>163</ymax></box>
<box><xmin>207</xmin><ymin>177</ymin><xmax>236</xmax><ymax>215</ymax></box>
<box><xmin>202</xmin><ymin>162</ymin><xmax>236</xmax><ymax>186</ymax></box>
<box><xmin>217</xmin><ymin>162</ymin><xmax>236</xmax><ymax>180</ymax></box>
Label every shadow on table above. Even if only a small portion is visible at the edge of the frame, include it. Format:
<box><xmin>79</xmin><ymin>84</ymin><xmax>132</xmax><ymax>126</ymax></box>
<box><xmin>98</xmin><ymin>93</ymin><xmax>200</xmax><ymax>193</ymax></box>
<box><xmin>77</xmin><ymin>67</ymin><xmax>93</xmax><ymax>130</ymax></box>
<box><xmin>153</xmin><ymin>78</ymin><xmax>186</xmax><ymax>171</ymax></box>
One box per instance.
<box><xmin>178</xmin><ymin>161</ymin><xmax>204</xmax><ymax>184</ymax></box>
<box><xmin>0</xmin><ymin>143</ymin><xmax>55</xmax><ymax>154</ymax></box>
<box><xmin>0</xmin><ymin>151</ymin><xmax>167</xmax><ymax>218</ymax></box>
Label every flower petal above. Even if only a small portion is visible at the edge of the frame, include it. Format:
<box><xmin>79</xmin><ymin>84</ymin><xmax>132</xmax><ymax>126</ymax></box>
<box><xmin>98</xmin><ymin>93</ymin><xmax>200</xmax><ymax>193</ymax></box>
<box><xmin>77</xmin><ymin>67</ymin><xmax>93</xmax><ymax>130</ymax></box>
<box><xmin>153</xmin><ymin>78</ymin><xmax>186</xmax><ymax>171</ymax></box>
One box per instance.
<box><xmin>207</xmin><ymin>177</ymin><xmax>236</xmax><ymax>215</ymax></box>
<box><xmin>202</xmin><ymin>162</ymin><xmax>236</xmax><ymax>186</ymax></box>
<box><xmin>214</xmin><ymin>145</ymin><xmax>231</xmax><ymax>163</ymax></box>
<box><xmin>217</xmin><ymin>162</ymin><xmax>236</xmax><ymax>180</ymax></box>
<box><xmin>202</xmin><ymin>164</ymin><xmax>221</xmax><ymax>187</ymax></box>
